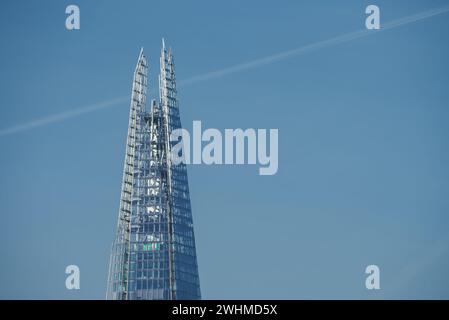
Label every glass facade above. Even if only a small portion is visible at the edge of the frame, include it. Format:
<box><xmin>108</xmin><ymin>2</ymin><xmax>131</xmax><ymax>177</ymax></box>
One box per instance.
<box><xmin>106</xmin><ymin>42</ymin><xmax>201</xmax><ymax>300</ymax></box>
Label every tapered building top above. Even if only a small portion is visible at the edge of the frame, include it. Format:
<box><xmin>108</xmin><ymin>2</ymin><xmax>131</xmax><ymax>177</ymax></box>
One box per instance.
<box><xmin>107</xmin><ymin>40</ymin><xmax>201</xmax><ymax>300</ymax></box>
<box><xmin>135</xmin><ymin>47</ymin><xmax>147</xmax><ymax>73</ymax></box>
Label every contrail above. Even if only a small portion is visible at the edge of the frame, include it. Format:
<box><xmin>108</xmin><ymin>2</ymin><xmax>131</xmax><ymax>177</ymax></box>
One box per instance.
<box><xmin>1</xmin><ymin>5</ymin><xmax>449</xmax><ymax>137</ymax></box>
<box><xmin>0</xmin><ymin>97</ymin><xmax>128</xmax><ymax>137</ymax></box>
<box><xmin>179</xmin><ymin>5</ymin><xmax>449</xmax><ymax>86</ymax></box>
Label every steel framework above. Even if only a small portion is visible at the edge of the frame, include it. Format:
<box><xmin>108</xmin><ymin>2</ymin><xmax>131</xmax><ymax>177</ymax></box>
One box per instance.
<box><xmin>106</xmin><ymin>41</ymin><xmax>201</xmax><ymax>300</ymax></box>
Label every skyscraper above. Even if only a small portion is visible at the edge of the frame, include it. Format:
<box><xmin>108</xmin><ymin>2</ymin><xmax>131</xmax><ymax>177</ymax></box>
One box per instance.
<box><xmin>106</xmin><ymin>40</ymin><xmax>201</xmax><ymax>300</ymax></box>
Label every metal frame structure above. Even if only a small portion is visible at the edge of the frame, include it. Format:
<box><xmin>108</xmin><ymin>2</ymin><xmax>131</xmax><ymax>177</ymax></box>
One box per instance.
<box><xmin>106</xmin><ymin>41</ymin><xmax>201</xmax><ymax>300</ymax></box>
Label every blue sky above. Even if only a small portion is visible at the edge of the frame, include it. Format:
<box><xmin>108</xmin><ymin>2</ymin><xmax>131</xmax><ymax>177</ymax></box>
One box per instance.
<box><xmin>1</xmin><ymin>0</ymin><xmax>449</xmax><ymax>299</ymax></box>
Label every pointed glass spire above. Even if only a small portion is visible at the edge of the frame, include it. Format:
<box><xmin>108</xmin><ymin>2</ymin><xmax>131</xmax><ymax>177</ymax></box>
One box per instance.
<box><xmin>107</xmin><ymin>41</ymin><xmax>201</xmax><ymax>300</ymax></box>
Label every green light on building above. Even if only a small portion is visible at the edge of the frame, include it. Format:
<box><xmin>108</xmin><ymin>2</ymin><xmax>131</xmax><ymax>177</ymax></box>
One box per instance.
<box><xmin>143</xmin><ymin>243</ymin><xmax>160</xmax><ymax>251</ymax></box>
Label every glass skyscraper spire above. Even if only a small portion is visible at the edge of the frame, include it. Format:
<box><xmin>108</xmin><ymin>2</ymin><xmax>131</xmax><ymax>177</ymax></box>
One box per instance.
<box><xmin>106</xmin><ymin>40</ymin><xmax>201</xmax><ymax>300</ymax></box>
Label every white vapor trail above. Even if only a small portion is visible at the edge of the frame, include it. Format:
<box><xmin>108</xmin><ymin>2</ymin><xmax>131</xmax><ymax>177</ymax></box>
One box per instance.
<box><xmin>1</xmin><ymin>5</ymin><xmax>449</xmax><ymax>137</ymax></box>
<box><xmin>178</xmin><ymin>5</ymin><xmax>449</xmax><ymax>86</ymax></box>
<box><xmin>0</xmin><ymin>97</ymin><xmax>128</xmax><ymax>137</ymax></box>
